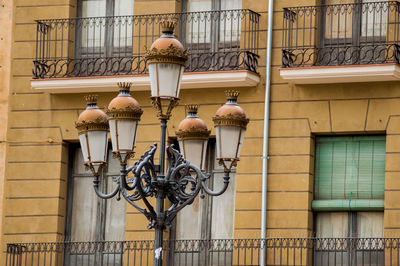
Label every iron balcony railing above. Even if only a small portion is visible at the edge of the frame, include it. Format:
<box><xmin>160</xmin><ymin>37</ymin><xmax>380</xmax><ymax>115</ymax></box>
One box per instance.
<box><xmin>282</xmin><ymin>1</ymin><xmax>400</xmax><ymax>68</ymax></box>
<box><xmin>33</xmin><ymin>10</ymin><xmax>260</xmax><ymax>79</ymax></box>
<box><xmin>6</xmin><ymin>238</ymin><xmax>400</xmax><ymax>266</ymax></box>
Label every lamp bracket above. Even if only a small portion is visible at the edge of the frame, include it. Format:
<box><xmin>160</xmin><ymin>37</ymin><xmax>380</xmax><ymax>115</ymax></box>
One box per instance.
<box><xmin>91</xmin><ymin>142</ymin><xmax>231</xmax><ymax>232</ymax></box>
<box><xmin>151</xmin><ymin>97</ymin><xmax>180</xmax><ymax>120</ymax></box>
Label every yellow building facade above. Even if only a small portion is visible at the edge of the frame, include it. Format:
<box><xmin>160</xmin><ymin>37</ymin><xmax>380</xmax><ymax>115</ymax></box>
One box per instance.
<box><xmin>2</xmin><ymin>0</ymin><xmax>400</xmax><ymax>265</ymax></box>
<box><xmin>0</xmin><ymin>0</ymin><xmax>13</xmax><ymax>247</ymax></box>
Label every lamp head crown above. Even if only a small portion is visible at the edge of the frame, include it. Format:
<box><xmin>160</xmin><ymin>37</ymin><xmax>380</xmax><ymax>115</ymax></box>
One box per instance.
<box><xmin>107</xmin><ymin>83</ymin><xmax>143</xmax><ymax>119</ymax></box>
<box><xmin>213</xmin><ymin>90</ymin><xmax>249</xmax><ymax>129</ymax></box>
<box><xmin>176</xmin><ymin>104</ymin><xmax>210</xmax><ymax>140</ymax></box>
<box><xmin>76</xmin><ymin>95</ymin><xmax>109</xmax><ymax>134</ymax></box>
<box><xmin>146</xmin><ymin>21</ymin><xmax>187</xmax><ymax>65</ymax></box>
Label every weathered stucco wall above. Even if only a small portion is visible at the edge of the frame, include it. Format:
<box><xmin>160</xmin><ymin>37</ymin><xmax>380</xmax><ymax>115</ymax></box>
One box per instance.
<box><xmin>0</xmin><ymin>0</ymin><xmax>13</xmax><ymax>248</ymax></box>
<box><xmin>3</xmin><ymin>0</ymin><xmax>400</xmax><ymax>263</ymax></box>
<box><xmin>271</xmin><ymin>0</ymin><xmax>400</xmax><ymax>238</ymax></box>
<box><xmin>0</xmin><ymin>0</ymin><xmax>267</xmax><ymax>259</ymax></box>
<box><xmin>1</xmin><ymin>0</ymin><xmax>77</xmax><ymax>258</ymax></box>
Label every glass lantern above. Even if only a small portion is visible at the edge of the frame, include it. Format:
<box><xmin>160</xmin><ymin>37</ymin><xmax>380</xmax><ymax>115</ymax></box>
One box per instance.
<box><xmin>176</xmin><ymin>105</ymin><xmax>210</xmax><ymax>171</ymax></box>
<box><xmin>106</xmin><ymin>82</ymin><xmax>143</xmax><ymax>164</ymax></box>
<box><xmin>146</xmin><ymin>21</ymin><xmax>188</xmax><ymax>119</ymax></box>
<box><xmin>75</xmin><ymin>95</ymin><xmax>109</xmax><ymax>175</ymax></box>
<box><xmin>213</xmin><ymin>90</ymin><xmax>249</xmax><ymax>171</ymax></box>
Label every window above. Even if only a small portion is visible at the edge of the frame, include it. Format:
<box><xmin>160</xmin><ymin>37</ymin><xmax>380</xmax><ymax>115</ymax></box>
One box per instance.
<box><xmin>320</xmin><ymin>0</ymin><xmax>389</xmax><ymax>65</ymax></box>
<box><xmin>171</xmin><ymin>139</ymin><xmax>236</xmax><ymax>265</ymax></box>
<box><xmin>183</xmin><ymin>0</ymin><xmax>241</xmax><ymax>44</ymax></box>
<box><xmin>182</xmin><ymin>0</ymin><xmax>242</xmax><ymax>71</ymax></box>
<box><xmin>65</xmin><ymin>146</ymin><xmax>126</xmax><ymax>264</ymax></box>
<box><xmin>313</xmin><ymin>136</ymin><xmax>386</xmax><ymax>265</ymax></box>
<box><xmin>76</xmin><ymin>0</ymin><xmax>134</xmax><ymax>76</ymax></box>
<box><xmin>315</xmin><ymin>212</ymin><xmax>384</xmax><ymax>264</ymax></box>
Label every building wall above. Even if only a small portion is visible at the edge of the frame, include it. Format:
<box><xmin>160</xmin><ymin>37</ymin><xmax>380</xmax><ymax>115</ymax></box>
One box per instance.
<box><xmin>1</xmin><ymin>0</ymin><xmax>77</xmax><ymax>255</ymax></box>
<box><xmin>3</xmin><ymin>0</ymin><xmax>400</xmax><ymax>263</ymax></box>
<box><xmin>0</xmin><ymin>0</ymin><xmax>267</xmax><ymax>260</ymax></box>
<box><xmin>271</xmin><ymin>0</ymin><xmax>400</xmax><ymax>238</ymax></box>
<box><xmin>0</xmin><ymin>0</ymin><xmax>13</xmax><ymax>247</ymax></box>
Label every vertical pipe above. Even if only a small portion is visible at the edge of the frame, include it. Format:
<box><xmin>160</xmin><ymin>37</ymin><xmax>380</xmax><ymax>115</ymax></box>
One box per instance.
<box><xmin>260</xmin><ymin>0</ymin><xmax>274</xmax><ymax>265</ymax></box>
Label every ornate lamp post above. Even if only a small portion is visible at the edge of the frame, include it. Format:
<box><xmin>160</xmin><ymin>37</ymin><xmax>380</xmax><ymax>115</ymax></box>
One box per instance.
<box><xmin>75</xmin><ymin>22</ymin><xmax>249</xmax><ymax>266</ymax></box>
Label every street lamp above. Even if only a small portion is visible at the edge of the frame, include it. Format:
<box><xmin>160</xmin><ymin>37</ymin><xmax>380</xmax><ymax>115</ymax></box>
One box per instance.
<box><xmin>75</xmin><ymin>95</ymin><xmax>109</xmax><ymax>176</ymax></box>
<box><xmin>75</xmin><ymin>22</ymin><xmax>249</xmax><ymax>266</ymax></box>
<box><xmin>176</xmin><ymin>104</ymin><xmax>210</xmax><ymax>171</ymax></box>
<box><xmin>106</xmin><ymin>82</ymin><xmax>143</xmax><ymax>164</ymax></box>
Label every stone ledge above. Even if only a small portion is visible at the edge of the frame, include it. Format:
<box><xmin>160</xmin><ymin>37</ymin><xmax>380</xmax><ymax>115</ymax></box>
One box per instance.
<box><xmin>280</xmin><ymin>63</ymin><xmax>400</xmax><ymax>84</ymax></box>
<box><xmin>31</xmin><ymin>70</ymin><xmax>260</xmax><ymax>94</ymax></box>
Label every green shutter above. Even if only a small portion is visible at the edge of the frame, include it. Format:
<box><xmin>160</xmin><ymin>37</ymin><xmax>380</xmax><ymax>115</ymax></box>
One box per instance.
<box><xmin>313</xmin><ymin>136</ymin><xmax>385</xmax><ymax>211</ymax></box>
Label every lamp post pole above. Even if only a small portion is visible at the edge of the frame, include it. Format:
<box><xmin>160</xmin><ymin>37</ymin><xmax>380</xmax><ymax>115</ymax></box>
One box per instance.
<box><xmin>75</xmin><ymin>22</ymin><xmax>249</xmax><ymax>266</ymax></box>
<box><xmin>154</xmin><ymin>118</ymin><xmax>167</xmax><ymax>266</ymax></box>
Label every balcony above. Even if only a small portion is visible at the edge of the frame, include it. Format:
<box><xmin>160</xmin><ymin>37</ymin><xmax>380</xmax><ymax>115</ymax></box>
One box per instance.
<box><xmin>6</xmin><ymin>238</ymin><xmax>400</xmax><ymax>265</ymax></box>
<box><xmin>280</xmin><ymin>1</ymin><xmax>400</xmax><ymax>84</ymax></box>
<box><xmin>31</xmin><ymin>10</ymin><xmax>260</xmax><ymax>93</ymax></box>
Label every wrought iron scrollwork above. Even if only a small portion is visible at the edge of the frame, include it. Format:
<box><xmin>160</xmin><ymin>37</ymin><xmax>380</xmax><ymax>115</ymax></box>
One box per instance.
<box><xmin>33</xmin><ymin>9</ymin><xmax>261</xmax><ymax>79</ymax></box>
<box><xmin>91</xmin><ymin>142</ymin><xmax>231</xmax><ymax>231</ymax></box>
<box><xmin>282</xmin><ymin>2</ymin><xmax>400</xmax><ymax>68</ymax></box>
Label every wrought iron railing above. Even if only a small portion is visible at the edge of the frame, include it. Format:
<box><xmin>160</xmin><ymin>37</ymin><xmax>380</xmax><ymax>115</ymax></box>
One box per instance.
<box><xmin>6</xmin><ymin>238</ymin><xmax>400</xmax><ymax>265</ymax></box>
<box><xmin>282</xmin><ymin>1</ymin><xmax>400</xmax><ymax>67</ymax></box>
<box><xmin>33</xmin><ymin>10</ymin><xmax>260</xmax><ymax>79</ymax></box>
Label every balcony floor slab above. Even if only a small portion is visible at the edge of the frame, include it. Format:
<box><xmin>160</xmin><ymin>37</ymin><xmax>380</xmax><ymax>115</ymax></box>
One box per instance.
<box><xmin>31</xmin><ymin>70</ymin><xmax>260</xmax><ymax>94</ymax></box>
<box><xmin>280</xmin><ymin>63</ymin><xmax>400</xmax><ymax>84</ymax></box>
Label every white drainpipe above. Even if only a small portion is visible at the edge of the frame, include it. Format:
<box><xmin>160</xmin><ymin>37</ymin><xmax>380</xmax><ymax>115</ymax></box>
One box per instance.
<box><xmin>260</xmin><ymin>0</ymin><xmax>274</xmax><ymax>265</ymax></box>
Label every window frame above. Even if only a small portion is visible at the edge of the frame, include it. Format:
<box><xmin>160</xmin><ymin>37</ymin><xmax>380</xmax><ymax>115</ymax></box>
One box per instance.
<box><xmin>313</xmin><ymin>134</ymin><xmax>386</xmax><ymax>265</ymax></box>
<box><xmin>168</xmin><ymin>138</ymin><xmax>237</xmax><ymax>265</ymax></box>
<box><xmin>75</xmin><ymin>0</ymin><xmax>134</xmax><ymax>59</ymax></box>
<box><xmin>65</xmin><ymin>144</ymin><xmax>126</xmax><ymax>265</ymax></box>
<box><xmin>313</xmin><ymin>211</ymin><xmax>385</xmax><ymax>265</ymax></box>
<box><xmin>181</xmin><ymin>0</ymin><xmax>242</xmax><ymax>71</ymax></box>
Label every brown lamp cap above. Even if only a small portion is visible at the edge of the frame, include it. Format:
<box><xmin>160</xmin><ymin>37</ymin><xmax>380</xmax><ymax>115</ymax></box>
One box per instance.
<box><xmin>213</xmin><ymin>90</ymin><xmax>249</xmax><ymax>129</ymax></box>
<box><xmin>145</xmin><ymin>21</ymin><xmax>188</xmax><ymax>66</ymax></box>
<box><xmin>107</xmin><ymin>83</ymin><xmax>143</xmax><ymax>120</ymax></box>
<box><xmin>76</xmin><ymin>95</ymin><xmax>109</xmax><ymax>133</ymax></box>
<box><xmin>176</xmin><ymin>105</ymin><xmax>210</xmax><ymax>140</ymax></box>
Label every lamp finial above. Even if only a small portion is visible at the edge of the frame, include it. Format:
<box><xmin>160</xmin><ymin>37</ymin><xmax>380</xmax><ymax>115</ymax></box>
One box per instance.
<box><xmin>225</xmin><ymin>90</ymin><xmax>240</xmax><ymax>101</ymax></box>
<box><xmin>161</xmin><ymin>21</ymin><xmax>175</xmax><ymax>34</ymax></box>
<box><xmin>85</xmin><ymin>95</ymin><xmax>98</xmax><ymax>106</ymax></box>
<box><xmin>117</xmin><ymin>82</ymin><xmax>132</xmax><ymax>91</ymax></box>
<box><xmin>186</xmin><ymin>104</ymin><xmax>199</xmax><ymax>114</ymax></box>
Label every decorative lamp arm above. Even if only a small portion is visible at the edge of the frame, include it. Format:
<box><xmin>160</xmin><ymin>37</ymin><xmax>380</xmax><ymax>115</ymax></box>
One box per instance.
<box><xmin>133</xmin><ymin>144</ymin><xmax>157</xmax><ymax>176</ymax></box>
<box><xmin>201</xmin><ymin>171</ymin><xmax>230</xmax><ymax>196</ymax></box>
<box><xmin>120</xmin><ymin>187</ymin><xmax>155</xmax><ymax>224</ymax></box>
<box><xmin>93</xmin><ymin>175</ymin><xmax>120</xmax><ymax>199</ymax></box>
<box><xmin>120</xmin><ymin>144</ymin><xmax>157</xmax><ymax>191</ymax></box>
